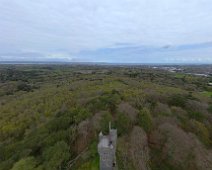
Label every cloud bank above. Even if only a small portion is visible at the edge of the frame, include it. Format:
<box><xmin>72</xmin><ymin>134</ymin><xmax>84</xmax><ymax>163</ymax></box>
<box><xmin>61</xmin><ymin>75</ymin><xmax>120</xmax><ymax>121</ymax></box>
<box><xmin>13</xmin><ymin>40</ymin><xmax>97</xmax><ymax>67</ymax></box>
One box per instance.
<box><xmin>0</xmin><ymin>0</ymin><xmax>212</xmax><ymax>63</ymax></box>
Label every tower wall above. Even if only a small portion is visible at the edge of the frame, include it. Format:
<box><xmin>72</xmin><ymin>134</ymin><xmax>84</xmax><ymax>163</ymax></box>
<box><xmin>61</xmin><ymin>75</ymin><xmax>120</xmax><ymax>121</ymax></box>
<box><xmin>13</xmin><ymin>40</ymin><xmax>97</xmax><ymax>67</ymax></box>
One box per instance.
<box><xmin>98</xmin><ymin>147</ymin><xmax>114</xmax><ymax>170</ymax></box>
<box><xmin>98</xmin><ymin>128</ymin><xmax>117</xmax><ymax>170</ymax></box>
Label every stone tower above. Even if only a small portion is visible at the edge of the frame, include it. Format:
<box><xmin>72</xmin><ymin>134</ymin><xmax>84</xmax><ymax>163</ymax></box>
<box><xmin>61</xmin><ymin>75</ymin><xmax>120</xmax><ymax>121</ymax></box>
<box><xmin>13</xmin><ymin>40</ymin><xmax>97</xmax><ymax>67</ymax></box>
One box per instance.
<box><xmin>98</xmin><ymin>122</ymin><xmax>117</xmax><ymax>170</ymax></box>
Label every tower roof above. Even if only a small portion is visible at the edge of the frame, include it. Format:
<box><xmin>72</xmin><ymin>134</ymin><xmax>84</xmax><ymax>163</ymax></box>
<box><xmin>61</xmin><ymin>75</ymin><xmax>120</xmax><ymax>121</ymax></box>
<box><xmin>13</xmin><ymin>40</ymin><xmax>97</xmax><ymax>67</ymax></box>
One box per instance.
<box><xmin>98</xmin><ymin>136</ymin><xmax>113</xmax><ymax>148</ymax></box>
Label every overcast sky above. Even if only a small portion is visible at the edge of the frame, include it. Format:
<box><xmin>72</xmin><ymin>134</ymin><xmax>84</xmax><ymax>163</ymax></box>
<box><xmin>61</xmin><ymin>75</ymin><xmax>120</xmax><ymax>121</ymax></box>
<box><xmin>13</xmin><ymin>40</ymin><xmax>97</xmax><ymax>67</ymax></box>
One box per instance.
<box><xmin>0</xmin><ymin>0</ymin><xmax>212</xmax><ymax>63</ymax></box>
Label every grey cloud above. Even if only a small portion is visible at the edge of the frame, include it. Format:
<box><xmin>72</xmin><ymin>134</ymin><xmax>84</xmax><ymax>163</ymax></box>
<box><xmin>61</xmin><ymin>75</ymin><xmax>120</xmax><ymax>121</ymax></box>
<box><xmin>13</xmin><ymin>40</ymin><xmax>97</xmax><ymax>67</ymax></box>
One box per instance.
<box><xmin>0</xmin><ymin>0</ymin><xmax>212</xmax><ymax>62</ymax></box>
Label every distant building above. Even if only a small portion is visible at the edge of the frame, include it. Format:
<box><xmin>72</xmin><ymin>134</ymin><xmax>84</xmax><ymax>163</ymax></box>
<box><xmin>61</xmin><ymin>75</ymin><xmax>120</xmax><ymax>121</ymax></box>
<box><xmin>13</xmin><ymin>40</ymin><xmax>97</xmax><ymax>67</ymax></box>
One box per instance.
<box><xmin>98</xmin><ymin>123</ymin><xmax>117</xmax><ymax>170</ymax></box>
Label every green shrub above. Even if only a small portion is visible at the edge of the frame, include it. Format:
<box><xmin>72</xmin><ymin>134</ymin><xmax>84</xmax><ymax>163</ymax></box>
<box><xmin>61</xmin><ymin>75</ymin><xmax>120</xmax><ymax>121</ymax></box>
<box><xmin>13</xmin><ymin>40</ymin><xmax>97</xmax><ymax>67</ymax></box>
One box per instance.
<box><xmin>188</xmin><ymin>111</ymin><xmax>205</xmax><ymax>122</ymax></box>
<box><xmin>42</xmin><ymin>141</ymin><xmax>70</xmax><ymax>170</ymax></box>
<box><xmin>190</xmin><ymin>120</ymin><xmax>211</xmax><ymax>146</ymax></box>
<box><xmin>42</xmin><ymin>130</ymin><xmax>69</xmax><ymax>147</ymax></box>
<box><xmin>87</xmin><ymin>90</ymin><xmax>121</xmax><ymax>113</ymax></box>
<box><xmin>17</xmin><ymin>82</ymin><xmax>33</xmax><ymax>92</ymax></box>
<box><xmin>116</xmin><ymin>112</ymin><xmax>131</xmax><ymax>135</ymax></box>
<box><xmin>208</xmin><ymin>104</ymin><xmax>212</xmax><ymax>114</ymax></box>
<box><xmin>168</xmin><ymin>94</ymin><xmax>186</xmax><ymax>108</ymax></box>
<box><xmin>11</xmin><ymin>157</ymin><xmax>38</xmax><ymax>170</ymax></box>
<box><xmin>72</xmin><ymin>107</ymin><xmax>92</xmax><ymax>124</ymax></box>
<box><xmin>46</xmin><ymin>116</ymin><xmax>71</xmax><ymax>132</ymax></box>
<box><xmin>138</xmin><ymin>108</ymin><xmax>153</xmax><ymax>133</ymax></box>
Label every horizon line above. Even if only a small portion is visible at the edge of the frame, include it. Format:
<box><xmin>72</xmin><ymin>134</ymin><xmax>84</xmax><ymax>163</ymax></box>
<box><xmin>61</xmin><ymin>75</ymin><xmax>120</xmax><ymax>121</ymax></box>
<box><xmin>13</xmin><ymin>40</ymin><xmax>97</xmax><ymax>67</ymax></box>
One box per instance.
<box><xmin>0</xmin><ymin>61</ymin><xmax>212</xmax><ymax>65</ymax></box>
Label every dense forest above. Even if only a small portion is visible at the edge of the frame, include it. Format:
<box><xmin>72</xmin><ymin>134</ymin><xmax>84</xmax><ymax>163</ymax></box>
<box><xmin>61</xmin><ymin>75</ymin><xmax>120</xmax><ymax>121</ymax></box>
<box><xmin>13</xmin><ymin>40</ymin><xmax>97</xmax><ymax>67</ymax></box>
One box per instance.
<box><xmin>0</xmin><ymin>64</ymin><xmax>212</xmax><ymax>170</ymax></box>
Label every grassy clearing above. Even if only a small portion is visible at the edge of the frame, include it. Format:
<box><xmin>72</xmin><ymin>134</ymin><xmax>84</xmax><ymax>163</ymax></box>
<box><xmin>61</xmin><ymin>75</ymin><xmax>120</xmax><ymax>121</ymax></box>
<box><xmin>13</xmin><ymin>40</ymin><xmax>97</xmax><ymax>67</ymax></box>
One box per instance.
<box><xmin>201</xmin><ymin>91</ymin><xmax>212</xmax><ymax>97</ymax></box>
<box><xmin>175</xmin><ymin>73</ymin><xmax>185</xmax><ymax>79</ymax></box>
